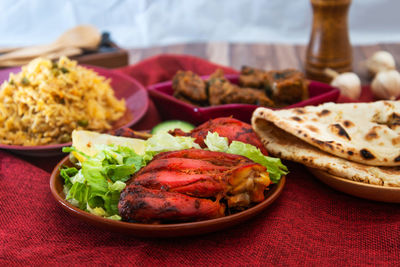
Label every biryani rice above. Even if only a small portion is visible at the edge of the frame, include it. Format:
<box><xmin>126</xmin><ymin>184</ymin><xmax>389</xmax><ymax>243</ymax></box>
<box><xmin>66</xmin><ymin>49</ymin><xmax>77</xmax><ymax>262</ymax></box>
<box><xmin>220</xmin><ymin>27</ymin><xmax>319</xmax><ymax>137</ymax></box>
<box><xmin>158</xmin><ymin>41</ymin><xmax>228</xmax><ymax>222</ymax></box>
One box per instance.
<box><xmin>0</xmin><ymin>57</ymin><xmax>126</xmax><ymax>146</ymax></box>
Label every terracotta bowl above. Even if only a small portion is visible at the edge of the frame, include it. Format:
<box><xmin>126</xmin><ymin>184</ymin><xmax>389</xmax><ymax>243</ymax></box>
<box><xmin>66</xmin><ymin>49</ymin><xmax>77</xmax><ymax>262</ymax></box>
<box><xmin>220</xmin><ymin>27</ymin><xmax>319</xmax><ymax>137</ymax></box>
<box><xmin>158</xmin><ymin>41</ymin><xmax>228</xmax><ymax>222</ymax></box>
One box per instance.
<box><xmin>50</xmin><ymin>156</ymin><xmax>286</xmax><ymax>238</ymax></box>
<box><xmin>309</xmin><ymin>168</ymin><xmax>400</xmax><ymax>203</ymax></box>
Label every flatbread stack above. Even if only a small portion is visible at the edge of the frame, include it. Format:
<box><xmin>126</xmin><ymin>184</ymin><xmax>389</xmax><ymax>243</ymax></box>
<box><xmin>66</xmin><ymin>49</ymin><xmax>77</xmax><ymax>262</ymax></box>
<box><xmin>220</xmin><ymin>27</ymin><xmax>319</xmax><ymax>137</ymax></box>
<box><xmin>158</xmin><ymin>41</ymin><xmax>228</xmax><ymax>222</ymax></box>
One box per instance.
<box><xmin>251</xmin><ymin>101</ymin><xmax>400</xmax><ymax>187</ymax></box>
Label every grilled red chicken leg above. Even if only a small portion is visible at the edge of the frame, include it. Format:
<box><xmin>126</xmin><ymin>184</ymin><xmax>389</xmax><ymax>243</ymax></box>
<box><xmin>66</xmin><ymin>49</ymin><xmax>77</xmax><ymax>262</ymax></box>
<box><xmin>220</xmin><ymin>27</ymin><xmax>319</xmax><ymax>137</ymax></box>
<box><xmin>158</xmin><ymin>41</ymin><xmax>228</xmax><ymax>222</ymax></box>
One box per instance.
<box><xmin>170</xmin><ymin>117</ymin><xmax>269</xmax><ymax>155</ymax></box>
<box><xmin>119</xmin><ymin>149</ymin><xmax>271</xmax><ymax>223</ymax></box>
<box><xmin>119</xmin><ymin>185</ymin><xmax>225</xmax><ymax>223</ymax></box>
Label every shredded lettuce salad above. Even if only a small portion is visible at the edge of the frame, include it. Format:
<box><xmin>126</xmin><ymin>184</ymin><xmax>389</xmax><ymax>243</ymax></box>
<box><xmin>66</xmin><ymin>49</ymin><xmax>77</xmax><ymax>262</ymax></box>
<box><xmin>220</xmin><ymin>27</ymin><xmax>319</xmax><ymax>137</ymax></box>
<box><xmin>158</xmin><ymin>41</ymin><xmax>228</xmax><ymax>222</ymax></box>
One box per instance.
<box><xmin>60</xmin><ymin>132</ymin><xmax>288</xmax><ymax>220</ymax></box>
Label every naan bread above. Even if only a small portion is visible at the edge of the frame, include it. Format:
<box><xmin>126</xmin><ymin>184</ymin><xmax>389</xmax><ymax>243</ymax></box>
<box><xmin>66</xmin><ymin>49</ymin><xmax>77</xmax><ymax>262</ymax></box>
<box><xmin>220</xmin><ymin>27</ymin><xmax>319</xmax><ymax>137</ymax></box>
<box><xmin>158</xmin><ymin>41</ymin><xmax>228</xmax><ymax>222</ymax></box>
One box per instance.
<box><xmin>251</xmin><ymin>117</ymin><xmax>400</xmax><ymax>187</ymax></box>
<box><xmin>252</xmin><ymin>101</ymin><xmax>400</xmax><ymax>166</ymax></box>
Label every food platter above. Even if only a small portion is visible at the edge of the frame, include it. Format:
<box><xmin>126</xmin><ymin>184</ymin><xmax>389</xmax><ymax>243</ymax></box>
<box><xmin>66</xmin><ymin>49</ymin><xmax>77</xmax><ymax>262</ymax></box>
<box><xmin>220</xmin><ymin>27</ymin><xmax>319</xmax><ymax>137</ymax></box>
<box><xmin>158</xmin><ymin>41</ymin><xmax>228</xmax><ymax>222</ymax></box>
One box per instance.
<box><xmin>0</xmin><ymin>65</ymin><xmax>148</xmax><ymax>157</ymax></box>
<box><xmin>147</xmin><ymin>74</ymin><xmax>340</xmax><ymax>124</ymax></box>
<box><xmin>308</xmin><ymin>168</ymin><xmax>400</xmax><ymax>203</ymax></box>
<box><xmin>50</xmin><ymin>156</ymin><xmax>286</xmax><ymax>238</ymax></box>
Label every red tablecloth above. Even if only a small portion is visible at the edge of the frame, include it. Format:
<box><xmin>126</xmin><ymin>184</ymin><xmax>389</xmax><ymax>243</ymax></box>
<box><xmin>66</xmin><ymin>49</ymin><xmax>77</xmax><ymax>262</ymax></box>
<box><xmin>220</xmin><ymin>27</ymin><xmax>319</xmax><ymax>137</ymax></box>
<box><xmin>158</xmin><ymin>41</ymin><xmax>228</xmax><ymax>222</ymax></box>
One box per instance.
<box><xmin>1</xmin><ymin>55</ymin><xmax>399</xmax><ymax>265</ymax></box>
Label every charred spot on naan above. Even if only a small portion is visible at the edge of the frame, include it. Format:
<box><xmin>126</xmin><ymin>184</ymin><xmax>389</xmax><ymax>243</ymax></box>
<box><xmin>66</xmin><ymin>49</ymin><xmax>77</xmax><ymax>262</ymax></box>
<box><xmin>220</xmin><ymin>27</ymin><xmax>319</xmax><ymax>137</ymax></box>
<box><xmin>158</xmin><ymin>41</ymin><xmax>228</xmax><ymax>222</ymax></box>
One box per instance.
<box><xmin>293</xmin><ymin>108</ymin><xmax>305</xmax><ymax>115</ymax></box>
<box><xmin>343</xmin><ymin>120</ymin><xmax>354</xmax><ymax>128</ymax></box>
<box><xmin>387</xmin><ymin>113</ymin><xmax>400</xmax><ymax>129</ymax></box>
<box><xmin>364</xmin><ymin>126</ymin><xmax>380</xmax><ymax>141</ymax></box>
<box><xmin>372</xmin><ymin>112</ymin><xmax>400</xmax><ymax>129</ymax></box>
<box><xmin>306</xmin><ymin>125</ymin><xmax>319</xmax><ymax>133</ymax></box>
<box><xmin>360</xmin><ymin>149</ymin><xmax>375</xmax><ymax>160</ymax></box>
<box><xmin>328</xmin><ymin>123</ymin><xmax>351</xmax><ymax>140</ymax></box>
<box><xmin>383</xmin><ymin>101</ymin><xmax>395</xmax><ymax>109</ymax></box>
<box><xmin>317</xmin><ymin>109</ymin><xmax>331</xmax><ymax>117</ymax></box>
<box><xmin>311</xmin><ymin>138</ymin><xmax>335</xmax><ymax>150</ymax></box>
<box><xmin>291</xmin><ymin>116</ymin><xmax>302</xmax><ymax>122</ymax></box>
<box><xmin>392</xmin><ymin>136</ymin><xmax>400</xmax><ymax>145</ymax></box>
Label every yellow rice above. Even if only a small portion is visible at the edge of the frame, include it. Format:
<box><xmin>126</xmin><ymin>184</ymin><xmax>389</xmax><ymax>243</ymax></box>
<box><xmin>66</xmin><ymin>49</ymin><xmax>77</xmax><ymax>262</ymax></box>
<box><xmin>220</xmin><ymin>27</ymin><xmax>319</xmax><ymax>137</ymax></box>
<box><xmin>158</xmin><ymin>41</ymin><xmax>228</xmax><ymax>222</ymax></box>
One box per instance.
<box><xmin>0</xmin><ymin>57</ymin><xmax>126</xmax><ymax>146</ymax></box>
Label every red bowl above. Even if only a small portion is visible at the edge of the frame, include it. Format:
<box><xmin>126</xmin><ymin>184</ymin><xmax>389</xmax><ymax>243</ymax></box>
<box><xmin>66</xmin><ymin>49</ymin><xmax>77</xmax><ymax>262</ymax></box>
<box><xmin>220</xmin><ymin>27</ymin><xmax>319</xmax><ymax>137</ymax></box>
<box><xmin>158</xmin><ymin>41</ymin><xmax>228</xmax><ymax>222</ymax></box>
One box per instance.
<box><xmin>148</xmin><ymin>74</ymin><xmax>340</xmax><ymax>124</ymax></box>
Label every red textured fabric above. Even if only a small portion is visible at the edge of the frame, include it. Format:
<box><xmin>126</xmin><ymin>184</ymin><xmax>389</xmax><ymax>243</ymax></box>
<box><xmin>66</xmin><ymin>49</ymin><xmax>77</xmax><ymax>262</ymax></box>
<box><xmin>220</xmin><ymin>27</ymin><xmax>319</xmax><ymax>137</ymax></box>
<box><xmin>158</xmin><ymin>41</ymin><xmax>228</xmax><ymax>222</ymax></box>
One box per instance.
<box><xmin>1</xmin><ymin>55</ymin><xmax>399</xmax><ymax>265</ymax></box>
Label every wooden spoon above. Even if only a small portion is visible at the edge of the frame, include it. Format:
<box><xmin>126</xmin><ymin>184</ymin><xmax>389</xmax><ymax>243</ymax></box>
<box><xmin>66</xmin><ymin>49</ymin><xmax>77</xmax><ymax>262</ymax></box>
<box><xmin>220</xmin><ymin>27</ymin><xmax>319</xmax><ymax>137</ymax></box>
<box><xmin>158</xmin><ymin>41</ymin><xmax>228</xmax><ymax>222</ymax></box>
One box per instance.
<box><xmin>0</xmin><ymin>47</ymin><xmax>20</xmax><ymax>54</ymax></box>
<box><xmin>0</xmin><ymin>25</ymin><xmax>100</xmax><ymax>62</ymax></box>
<box><xmin>0</xmin><ymin>47</ymin><xmax>83</xmax><ymax>67</ymax></box>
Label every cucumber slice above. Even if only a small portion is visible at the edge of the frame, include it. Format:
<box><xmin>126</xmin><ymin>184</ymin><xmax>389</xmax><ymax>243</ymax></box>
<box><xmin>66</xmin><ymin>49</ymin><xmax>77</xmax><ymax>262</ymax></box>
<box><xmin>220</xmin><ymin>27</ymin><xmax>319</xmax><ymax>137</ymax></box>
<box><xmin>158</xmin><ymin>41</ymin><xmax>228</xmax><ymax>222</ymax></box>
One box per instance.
<box><xmin>151</xmin><ymin>120</ymin><xmax>195</xmax><ymax>134</ymax></box>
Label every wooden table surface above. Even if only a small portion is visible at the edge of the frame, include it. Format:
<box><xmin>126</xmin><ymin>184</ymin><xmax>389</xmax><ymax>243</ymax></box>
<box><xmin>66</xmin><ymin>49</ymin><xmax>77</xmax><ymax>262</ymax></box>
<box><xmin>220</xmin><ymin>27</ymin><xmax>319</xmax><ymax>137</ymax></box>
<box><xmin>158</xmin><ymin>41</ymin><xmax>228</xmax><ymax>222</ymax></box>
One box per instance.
<box><xmin>127</xmin><ymin>42</ymin><xmax>400</xmax><ymax>84</ymax></box>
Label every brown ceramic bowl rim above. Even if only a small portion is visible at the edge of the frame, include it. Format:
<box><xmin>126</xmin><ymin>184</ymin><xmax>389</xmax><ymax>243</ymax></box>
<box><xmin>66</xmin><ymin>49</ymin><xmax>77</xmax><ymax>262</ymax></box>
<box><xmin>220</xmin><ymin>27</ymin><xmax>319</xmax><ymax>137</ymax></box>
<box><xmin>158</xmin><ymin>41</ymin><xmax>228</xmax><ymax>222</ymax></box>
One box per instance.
<box><xmin>308</xmin><ymin>167</ymin><xmax>400</xmax><ymax>203</ymax></box>
<box><xmin>309</xmin><ymin>167</ymin><xmax>400</xmax><ymax>190</ymax></box>
<box><xmin>50</xmin><ymin>156</ymin><xmax>286</xmax><ymax>236</ymax></box>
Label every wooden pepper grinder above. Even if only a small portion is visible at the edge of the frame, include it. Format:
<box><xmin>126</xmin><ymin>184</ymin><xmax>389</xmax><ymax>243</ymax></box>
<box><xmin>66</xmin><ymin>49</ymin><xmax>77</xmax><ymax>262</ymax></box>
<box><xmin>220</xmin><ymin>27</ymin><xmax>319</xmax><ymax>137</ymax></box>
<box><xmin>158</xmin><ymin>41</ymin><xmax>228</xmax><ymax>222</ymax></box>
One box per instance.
<box><xmin>305</xmin><ymin>0</ymin><xmax>352</xmax><ymax>83</ymax></box>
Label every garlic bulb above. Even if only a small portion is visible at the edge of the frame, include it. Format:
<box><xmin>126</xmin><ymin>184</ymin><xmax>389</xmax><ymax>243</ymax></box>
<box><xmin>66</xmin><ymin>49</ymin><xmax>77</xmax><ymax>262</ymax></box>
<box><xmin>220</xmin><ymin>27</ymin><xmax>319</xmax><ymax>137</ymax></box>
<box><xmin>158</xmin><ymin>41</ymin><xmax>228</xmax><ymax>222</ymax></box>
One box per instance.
<box><xmin>325</xmin><ymin>68</ymin><xmax>361</xmax><ymax>100</ymax></box>
<box><xmin>366</xmin><ymin>51</ymin><xmax>396</xmax><ymax>76</ymax></box>
<box><xmin>371</xmin><ymin>70</ymin><xmax>400</xmax><ymax>100</ymax></box>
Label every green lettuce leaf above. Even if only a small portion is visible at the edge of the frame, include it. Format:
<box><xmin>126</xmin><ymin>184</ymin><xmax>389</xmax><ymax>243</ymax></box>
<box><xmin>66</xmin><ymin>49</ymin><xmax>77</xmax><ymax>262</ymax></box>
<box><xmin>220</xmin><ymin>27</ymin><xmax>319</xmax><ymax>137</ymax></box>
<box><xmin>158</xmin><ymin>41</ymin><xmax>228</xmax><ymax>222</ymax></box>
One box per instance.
<box><xmin>226</xmin><ymin>141</ymin><xmax>288</xmax><ymax>183</ymax></box>
<box><xmin>66</xmin><ymin>181</ymin><xmax>90</xmax><ymax>210</ymax></box>
<box><xmin>204</xmin><ymin>132</ymin><xmax>229</xmax><ymax>151</ymax></box>
<box><xmin>204</xmin><ymin>132</ymin><xmax>288</xmax><ymax>183</ymax></box>
<box><xmin>60</xmin><ymin>166</ymin><xmax>78</xmax><ymax>186</ymax></box>
<box><xmin>60</xmin><ymin>145</ymin><xmax>143</xmax><ymax>219</ymax></box>
<box><xmin>145</xmin><ymin>132</ymin><xmax>200</xmax><ymax>154</ymax></box>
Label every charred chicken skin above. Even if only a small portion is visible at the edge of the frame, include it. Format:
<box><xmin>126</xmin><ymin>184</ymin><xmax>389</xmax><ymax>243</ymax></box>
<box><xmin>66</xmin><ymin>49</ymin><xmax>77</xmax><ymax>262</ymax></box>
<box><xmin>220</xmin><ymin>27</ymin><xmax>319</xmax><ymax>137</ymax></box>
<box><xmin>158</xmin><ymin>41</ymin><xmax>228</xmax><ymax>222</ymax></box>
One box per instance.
<box><xmin>119</xmin><ymin>185</ymin><xmax>226</xmax><ymax>223</ymax></box>
<box><xmin>108</xmin><ymin>128</ymin><xmax>152</xmax><ymax>140</ymax></box>
<box><xmin>170</xmin><ymin>117</ymin><xmax>269</xmax><ymax>156</ymax></box>
<box><xmin>118</xmin><ymin>149</ymin><xmax>271</xmax><ymax>223</ymax></box>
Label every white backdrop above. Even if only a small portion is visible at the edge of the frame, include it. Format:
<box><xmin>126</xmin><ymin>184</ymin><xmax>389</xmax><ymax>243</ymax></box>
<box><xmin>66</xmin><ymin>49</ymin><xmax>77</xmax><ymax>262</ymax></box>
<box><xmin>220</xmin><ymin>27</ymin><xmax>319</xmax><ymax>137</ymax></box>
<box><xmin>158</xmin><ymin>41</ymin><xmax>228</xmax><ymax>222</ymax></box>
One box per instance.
<box><xmin>0</xmin><ymin>0</ymin><xmax>399</xmax><ymax>48</ymax></box>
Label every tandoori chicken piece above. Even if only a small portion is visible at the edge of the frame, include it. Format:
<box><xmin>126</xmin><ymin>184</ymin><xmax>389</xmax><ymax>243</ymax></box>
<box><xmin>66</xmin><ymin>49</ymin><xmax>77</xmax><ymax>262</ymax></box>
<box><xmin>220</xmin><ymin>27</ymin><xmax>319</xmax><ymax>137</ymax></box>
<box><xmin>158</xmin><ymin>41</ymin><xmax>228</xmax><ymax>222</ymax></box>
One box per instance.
<box><xmin>131</xmin><ymin>170</ymin><xmax>226</xmax><ymax>198</ymax></box>
<box><xmin>132</xmin><ymin>149</ymin><xmax>256</xmax><ymax>198</ymax></box>
<box><xmin>119</xmin><ymin>185</ymin><xmax>225</xmax><ymax>223</ymax></box>
<box><xmin>170</xmin><ymin>117</ymin><xmax>269</xmax><ymax>156</ymax></box>
<box><xmin>152</xmin><ymin>148</ymin><xmax>253</xmax><ymax>166</ymax></box>
<box><xmin>109</xmin><ymin>127</ymin><xmax>152</xmax><ymax>140</ymax></box>
<box><xmin>119</xmin><ymin>149</ymin><xmax>271</xmax><ymax>223</ymax></box>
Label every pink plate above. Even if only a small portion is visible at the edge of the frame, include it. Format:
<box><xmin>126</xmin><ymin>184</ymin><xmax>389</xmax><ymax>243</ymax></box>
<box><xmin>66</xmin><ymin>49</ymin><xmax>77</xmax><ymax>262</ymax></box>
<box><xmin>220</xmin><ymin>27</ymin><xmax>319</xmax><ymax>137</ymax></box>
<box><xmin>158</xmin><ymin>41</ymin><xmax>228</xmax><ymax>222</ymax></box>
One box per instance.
<box><xmin>0</xmin><ymin>66</ymin><xmax>148</xmax><ymax>157</ymax></box>
<box><xmin>147</xmin><ymin>74</ymin><xmax>340</xmax><ymax>125</ymax></box>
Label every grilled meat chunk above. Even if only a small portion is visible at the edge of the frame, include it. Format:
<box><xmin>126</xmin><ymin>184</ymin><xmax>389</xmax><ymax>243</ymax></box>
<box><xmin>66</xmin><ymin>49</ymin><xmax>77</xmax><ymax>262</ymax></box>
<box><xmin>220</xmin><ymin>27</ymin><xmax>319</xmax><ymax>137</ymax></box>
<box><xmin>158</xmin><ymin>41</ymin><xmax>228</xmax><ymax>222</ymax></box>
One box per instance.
<box><xmin>239</xmin><ymin>65</ymin><xmax>268</xmax><ymax>88</ymax></box>
<box><xmin>172</xmin><ymin>70</ymin><xmax>208</xmax><ymax>104</ymax></box>
<box><xmin>119</xmin><ymin>185</ymin><xmax>225</xmax><ymax>223</ymax></box>
<box><xmin>208</xmin><ymin>80</ymin><xmax>274</xmax><ymax>106</ymax></box>
<box><xmin>239</xmin><ymin>66</ymin><xmax>309</xmax><ymax>106</ymax></box>
<box><xmin>171</xmin><ymin>67</ymin><xmax>308</xmax><ymax>108</ymax></box>
<box><xmin>170</xmin><ymin>117</ymin><xmax>269</xmax><ymax>156</ymax></box>
<box><xmin>119</xmin><ymin>149</ymin><xmax>271</xmax><ymax>223</ymax></box>
<box><xmin>264</xmin><ymin>69</ymin><xmax>309</xmax><ymax>105</ymax></box>
<box><xmin>208</xmin><ymin>69</ymin><xmax>274</xmax><ymax>106</ymax></box>
<box><xmin>132</xmin><ymin>149</ymin><xmax>254</xmax><ymax>198</ymax></box>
